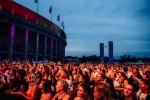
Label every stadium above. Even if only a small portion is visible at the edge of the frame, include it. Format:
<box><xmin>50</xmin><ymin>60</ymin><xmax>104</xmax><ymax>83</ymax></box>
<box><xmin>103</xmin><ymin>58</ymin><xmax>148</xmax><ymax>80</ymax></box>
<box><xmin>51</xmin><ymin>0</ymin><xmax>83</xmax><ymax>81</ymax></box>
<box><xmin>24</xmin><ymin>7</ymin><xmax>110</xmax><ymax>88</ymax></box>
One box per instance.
<box><xmin>0</xmin><ymin>0</ymin><xmax>67</xmax><ymax>62</ymax></box>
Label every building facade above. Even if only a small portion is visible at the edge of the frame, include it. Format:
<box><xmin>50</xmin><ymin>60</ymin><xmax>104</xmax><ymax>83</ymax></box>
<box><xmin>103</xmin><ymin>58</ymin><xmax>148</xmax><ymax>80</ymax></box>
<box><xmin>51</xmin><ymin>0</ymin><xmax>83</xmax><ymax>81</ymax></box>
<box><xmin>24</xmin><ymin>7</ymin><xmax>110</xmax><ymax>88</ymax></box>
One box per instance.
<box><xmin>0</xmin><ymin>0</ymin><xmax>67</xmax><ymax>62</ymax></box>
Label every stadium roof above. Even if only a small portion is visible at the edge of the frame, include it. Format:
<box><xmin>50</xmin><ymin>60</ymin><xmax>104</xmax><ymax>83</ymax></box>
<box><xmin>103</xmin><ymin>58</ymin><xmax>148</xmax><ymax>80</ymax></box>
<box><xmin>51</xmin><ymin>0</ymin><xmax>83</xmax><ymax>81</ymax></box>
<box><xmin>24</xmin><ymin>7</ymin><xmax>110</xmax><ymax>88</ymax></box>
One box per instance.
<box><xmin>0</xmin><ymin>0</ymin><xmax>61</xmax><ymax>32</ymax></box>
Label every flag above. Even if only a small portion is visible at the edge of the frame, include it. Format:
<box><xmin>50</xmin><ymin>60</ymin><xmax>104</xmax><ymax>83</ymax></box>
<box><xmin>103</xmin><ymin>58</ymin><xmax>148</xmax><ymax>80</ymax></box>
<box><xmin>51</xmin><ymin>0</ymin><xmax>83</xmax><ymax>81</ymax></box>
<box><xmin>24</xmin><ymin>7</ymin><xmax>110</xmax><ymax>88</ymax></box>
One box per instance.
<box><xmin>35</xmin><ymin>0</ymin><xmax>38</xmax><ymax>3</ymax></box>
<box><xmin>57</xmin><ymin>15</ymin><xmax>60</xmax><ymax>21</ymax></box>
<box><xmin>11</xmin><ymin>6</ymin><xmax>14</xmax><ymax>14</ymax></box>
<box><xmin>63</xmin><ymin>26</ymin><xmax>65</xmax><ymax>30</ymax></box>
<box><xmin>49</xmin><ymin>6</ymin><xmax>52</xmax><ymax>13</ymax></box>
<box><xmin>61</xmin><ymin>21</ymin><xmax>64</xmax><ymax>27</ymax></box>
<box><xmin>25</xmin><ymin>12</ymin><xmax>28</xmax><ymax>20</ymax></box>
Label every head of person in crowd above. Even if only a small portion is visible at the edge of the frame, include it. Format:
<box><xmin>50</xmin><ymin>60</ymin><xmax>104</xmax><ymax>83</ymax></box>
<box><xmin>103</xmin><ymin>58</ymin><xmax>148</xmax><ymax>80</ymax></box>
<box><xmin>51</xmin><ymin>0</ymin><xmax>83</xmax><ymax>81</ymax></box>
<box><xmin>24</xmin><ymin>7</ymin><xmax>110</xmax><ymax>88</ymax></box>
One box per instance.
<box><xmin>118</xmin><ymin>73</ymin><xmax>127</xmax><ymax>84</ymax></box>
<box><xmin>55</xmin><ymin>79</ymin><xmax>69</xmax><ymax>93</ymax></box>
<box><xmin>136</xmin><ymin>79</ymin><xmax>150</xmax><ymax>100</ymax></box>
<box><xmin>110</xmin><ymin>72</ymin><xmax>116</xmax><ymax>81</ymax></box>
<box><xmin>101</xmin><ymin>70</ymin><xmax>106</xmax><ymax>76</ymax></box>
<box><xmin>142</xmin><ymin>74</ymin><xmax>149</xmax><ymax>81</ymax></box>
<box><xmin>39</xmin><ymin>79</ymin><xmax>53</xmax><ymax>100</ymax></box>
<box><xmin>9</xmin><ymin>69</ymin><xmax>17</xmax><ymax>78</ymax></box>
<box><xmin>72</xmin><ymin>69</ymin><xmax>78</xmax><ymax>81</ymax></box>
<box><xmin>16</xmin><ymin>69</ymin><xmax>26</xmax><ymax>80</ymax></box>
<box><xmin>123</xmin><ymin>78</ymin><xmax>134</xmax><ymax>87</ymax></box>
<box><xmin>58</xmin><ymin>64</ymin><xmax>63</xmax><ymax>71</ymax></box>
<box><xmin>122</xmin><ymin>84</ymin><xmax>138</xmax><ymax>100</ymax></box>
<box><xmin>123</xmin><ymin>67</ymin><xmax>128</xmax><ymax>73</ymax></box>
<box><xmin>29</xmin><ymin>73</ymin><xmax>37</xmax><ymax>85</ymax></box>
<box><xmin>78</xmin><ymin>74</ymin><xmax>90</xmax><ymax>84</ymax></box>
<box><xmin>145</xmin><ymin>70</ymin><xmax>150</xmax><ymax>77</ymax></box>
<box><xmin>39</xmin><ymin>79</ymin><xmax>52</xmax><ymax>93</ymax></box>
<box><xmin>139</xmin><ymin>79</ymin><xmax>149</xmax><ymax>91</ymax></box>
<box><xmin>95</xmin><ymin>73</ymin><xmax>105</xmax><ymax>83</ymax></box>
<box><xmin>52</xmin><ymin>79</ymin><xmax>70</xmax><ymax>100</ymax></box>
<box><xmin>36</xmin><ymin>71</ymin><xmax>42</xmax><ymax>84</ymax></box>
<box><xmin>93</xmin><ymin>82</ymin><xmax>111</xmax><ymax>100</ymax></box>
<box><xmin>60</xmin><ymin>69</ymin><xmax>69</xmax><ymax>80</ymax></box>
<box><xmin>117</xmin><ymin>72</ymin><xmax>124</xmax><ymax>79</ymax></box>
<box><xmin>75</xmin><ymin>83</ymin><xmax>91</xmax><ymax>100</ymax></box>
<box><xmin>78</xmin><ymin>69</ymin><xmax>83</xmax><ymax>75</ymax></box>
<box><xmin>42</xmin><ymin>66</ymin><xmax>49</xmax><ymax>75</ymax></box>
<box><xmin>132</xmin><ymin>67</ymin><xmax>141</xmax><ymax>78</ymax></box>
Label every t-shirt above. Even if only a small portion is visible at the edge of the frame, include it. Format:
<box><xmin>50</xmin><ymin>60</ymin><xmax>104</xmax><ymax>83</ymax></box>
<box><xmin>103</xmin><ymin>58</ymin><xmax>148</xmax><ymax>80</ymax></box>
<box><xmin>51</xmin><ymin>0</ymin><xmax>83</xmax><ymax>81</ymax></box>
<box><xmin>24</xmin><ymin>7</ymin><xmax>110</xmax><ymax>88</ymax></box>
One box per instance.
<box><xmin>136</xmin><ymin>90</ymin><xmax>147</xmax><ymax>100</ymax></box>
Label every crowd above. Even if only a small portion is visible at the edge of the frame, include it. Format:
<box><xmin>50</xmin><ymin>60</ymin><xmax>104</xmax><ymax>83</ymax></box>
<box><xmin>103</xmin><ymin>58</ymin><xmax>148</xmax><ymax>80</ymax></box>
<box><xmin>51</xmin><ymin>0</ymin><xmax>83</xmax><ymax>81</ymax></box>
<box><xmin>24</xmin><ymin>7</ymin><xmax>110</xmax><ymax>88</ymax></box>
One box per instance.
<box><xmin>0</xmin><ymin>59</ymin><xmax>150</xmax><ymax>100</ymax></box>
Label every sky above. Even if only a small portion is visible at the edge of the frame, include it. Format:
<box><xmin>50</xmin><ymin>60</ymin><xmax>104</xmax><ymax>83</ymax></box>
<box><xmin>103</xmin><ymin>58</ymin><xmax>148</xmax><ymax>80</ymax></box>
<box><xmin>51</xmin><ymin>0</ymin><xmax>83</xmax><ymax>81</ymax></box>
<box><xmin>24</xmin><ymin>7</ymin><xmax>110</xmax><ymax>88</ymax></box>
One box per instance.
<box><xmin>14</xmin><ymin>0</ymin><xmax>150</xmax><ymax>58</ymax></box>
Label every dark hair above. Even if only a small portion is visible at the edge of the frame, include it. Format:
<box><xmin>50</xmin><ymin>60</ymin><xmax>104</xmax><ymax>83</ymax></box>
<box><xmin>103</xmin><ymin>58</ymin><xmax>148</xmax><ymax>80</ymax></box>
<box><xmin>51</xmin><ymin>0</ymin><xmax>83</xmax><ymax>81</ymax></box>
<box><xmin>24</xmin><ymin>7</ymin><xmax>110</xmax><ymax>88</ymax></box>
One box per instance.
<box><xmin>127</xmin><ymin>78</ymin><xmax>134</xmax><ymax>85</ymax></box>
<box><xmin>36</xmin><ymin>72</ymin><xmax>42</xmax><ymax>84</ymax></box>
<box><xmin>123</xmin><ymin>67</ymin><xmax>128</xmax><ymax>72</ymax></box>
<box><xmin>62</xmin><ymin>69</ymin><xmax>69</xmax><ymax>78</ymax></box>
<box><xmin>22</xmin><ymin>82</ymin><xmax>29</xmax><ymax>92</ymax></box>
<box><xmin>140</xmin><ymin>79</ymin><xmax>149</xmax><ymax>90</ymax></box>
<box><xmin>79</xmin><ymin>83</ymin><xmax>91</xmax><ymax>96</ymax></box>
<box><xmin>43</xmin><ymin>79</ymin><xmax>52</xmax><ymax>92</ymax></box>
<box><xmin>81</xmin><ymin>74</ymin><xmax>90</xmax><ymax>84</ymax></box>
<box><xmin>44</xmin><ymin>66</ymin><xmax>49</xmax><ymax>74</ymax></box>
<box><xmin>18</xmin><ymin>69</ymin><xmax>26</xmax><ymax>78</ymax></box>
<box><xmin>102</xmin><ymin>70</ymin><xmax>106</xmax><ymax>75</ymax></box>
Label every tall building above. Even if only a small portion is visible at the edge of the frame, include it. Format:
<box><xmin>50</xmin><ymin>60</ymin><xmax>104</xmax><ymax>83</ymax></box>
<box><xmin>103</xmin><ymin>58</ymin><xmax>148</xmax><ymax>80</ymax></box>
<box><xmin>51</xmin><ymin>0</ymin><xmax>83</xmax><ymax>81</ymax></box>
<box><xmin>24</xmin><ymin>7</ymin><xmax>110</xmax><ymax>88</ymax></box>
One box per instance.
<box><xmin>100</xmin><ymin>43</ymin><xmax>104</xmax><ymax>62</ymax></box>
<box><xmin>108</xmin><ymin>41</ymin><xmax>113</xmax><ymax>62</ymax></box>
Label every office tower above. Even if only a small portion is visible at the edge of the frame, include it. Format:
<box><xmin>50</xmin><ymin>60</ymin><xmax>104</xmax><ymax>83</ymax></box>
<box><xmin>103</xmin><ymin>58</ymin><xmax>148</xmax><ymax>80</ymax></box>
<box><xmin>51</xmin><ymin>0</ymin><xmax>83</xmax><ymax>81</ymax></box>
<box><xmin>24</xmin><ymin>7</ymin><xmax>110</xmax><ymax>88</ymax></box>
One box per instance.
<box><xmin>108</xmin><ymin>41</ymin><xmax>113</xmax><ymax>62</ymax></box>
<box><xmin>100</xmin><ymin>43</ymin><xmax>104</xmax><ymax>62</ymax></box>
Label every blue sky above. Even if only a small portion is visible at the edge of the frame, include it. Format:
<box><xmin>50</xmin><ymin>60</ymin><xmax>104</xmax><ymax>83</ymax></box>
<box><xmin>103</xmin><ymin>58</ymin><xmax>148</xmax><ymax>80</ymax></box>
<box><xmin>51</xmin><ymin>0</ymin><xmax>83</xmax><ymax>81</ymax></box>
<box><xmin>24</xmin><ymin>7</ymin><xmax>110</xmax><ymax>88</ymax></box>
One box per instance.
<box><xmin>14</xmin><ymin>0</ymin><xmax>150</xmax><ymax>58</ymax></box>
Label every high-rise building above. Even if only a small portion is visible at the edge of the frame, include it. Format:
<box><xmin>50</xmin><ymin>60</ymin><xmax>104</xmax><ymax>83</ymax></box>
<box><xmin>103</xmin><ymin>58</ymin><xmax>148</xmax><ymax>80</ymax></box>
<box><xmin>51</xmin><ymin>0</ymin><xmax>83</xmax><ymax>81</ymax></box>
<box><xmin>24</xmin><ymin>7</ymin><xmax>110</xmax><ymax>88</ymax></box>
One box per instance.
<box><xmin>100</xmin><ymin>43</ymin><xmax>104</xmax><ymax>62</ymax></box>
<box><xmin>108</xmin><ymin>41</ymin><xmax>113</xmax><ymax>62</ymax></box>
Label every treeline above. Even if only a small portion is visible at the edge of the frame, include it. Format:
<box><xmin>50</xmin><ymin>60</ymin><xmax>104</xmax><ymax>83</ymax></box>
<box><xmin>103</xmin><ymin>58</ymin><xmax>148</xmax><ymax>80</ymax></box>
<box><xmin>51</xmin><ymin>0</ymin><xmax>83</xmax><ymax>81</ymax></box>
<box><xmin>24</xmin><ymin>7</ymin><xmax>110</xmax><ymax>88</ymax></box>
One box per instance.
<box><xmin>65</xmin><ymin>55</ymin><xmax>150</xmax><ymax>63</ymax></box>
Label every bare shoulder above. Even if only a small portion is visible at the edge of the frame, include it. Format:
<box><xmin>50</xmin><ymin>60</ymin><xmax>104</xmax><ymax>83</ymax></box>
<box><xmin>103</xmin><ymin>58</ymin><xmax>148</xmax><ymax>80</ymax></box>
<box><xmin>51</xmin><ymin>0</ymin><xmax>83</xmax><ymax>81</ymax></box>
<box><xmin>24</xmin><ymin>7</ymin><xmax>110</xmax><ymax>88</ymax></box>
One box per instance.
<box><xmin>47</xmin><ymin>93</ymin><xmax>53</xmax><ymax>98</ymax></box>
<box><xmin>73</xmin><ymin>97</ymin><xmax>80</xmax><ymax>100</ymax></box>
<box><xmin>52</xmin><ymin>93</ymin><xmax>59</xmax><ymax>100</ymax></box>
<box><xmin>63</xmin><ymin>94</ymin><xmax>70</xmax><ymax>100</ymax></box>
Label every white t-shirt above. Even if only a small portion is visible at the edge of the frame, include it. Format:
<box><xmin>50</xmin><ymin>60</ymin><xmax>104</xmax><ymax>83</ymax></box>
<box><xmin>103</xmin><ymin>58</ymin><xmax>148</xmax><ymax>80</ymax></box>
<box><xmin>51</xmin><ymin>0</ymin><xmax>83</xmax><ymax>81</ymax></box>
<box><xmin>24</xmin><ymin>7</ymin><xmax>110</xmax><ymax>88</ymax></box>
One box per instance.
<box><xmin>136</xmin><ymin>90</ymin><xmax>147</xmax><ymax>100</ymax></box>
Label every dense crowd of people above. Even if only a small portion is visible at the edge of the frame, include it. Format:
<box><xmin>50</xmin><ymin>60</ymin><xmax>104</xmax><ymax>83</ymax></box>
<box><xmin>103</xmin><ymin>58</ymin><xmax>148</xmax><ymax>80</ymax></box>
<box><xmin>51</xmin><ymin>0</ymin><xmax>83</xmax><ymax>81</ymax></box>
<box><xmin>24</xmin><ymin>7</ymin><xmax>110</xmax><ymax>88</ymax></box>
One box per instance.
<box><xmin>0</xmin><ymin>59</ymin><xmax>150</xmax><ymax>100</ymax></box>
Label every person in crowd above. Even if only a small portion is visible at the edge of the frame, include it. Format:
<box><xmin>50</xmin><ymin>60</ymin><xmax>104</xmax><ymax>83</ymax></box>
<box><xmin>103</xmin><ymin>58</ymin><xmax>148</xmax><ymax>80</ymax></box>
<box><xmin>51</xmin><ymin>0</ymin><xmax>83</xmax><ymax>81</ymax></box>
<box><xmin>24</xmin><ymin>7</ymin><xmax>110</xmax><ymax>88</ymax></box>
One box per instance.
<box><xmin>93</xmin><ymin>82</ymin><xmax>111</xmax><ymax>100</ymax></box>
<box><xmin>136</xmin><ymin>79</ymin><xmax>150</xmax><ymax>100</ymax></box>
<box><xmin>42</xmin><ymin>65</ymin><xmax>50</xmax><ymax>80</ymax></box>
<box><xmin>78</xmin><ymin>74</ymin><xmax>90</xmax><ymax>85</ymax></box>
<box><xmin>142</xmin><ymin>74</ymin><xmax>149</xmax><ymax>81</ymax></box>
<box><xmin>129</xmin><ymin>67</ymin><xmax>142</xmax><ymax>92</ymax></box>
<box><xmin>5</xmin><ymin>69</ymin><xmax>28</xmax><ymax>100</ymax></box>
<box><xmin>104</xmin><ymin>73</ymin><xmax>118</xmax><ymax>100</ymax></box>
<box><xmin>74</xmin><ymin>83</ymin><xmax>91</xmax><ymax>100</ymax></box>
<box><xmin>10</xmin><ymin>71</ymin><xmax>40</xmax><ymax>100</ymax></box>
<box><xmin>110</xmin><ymin>72</ymin><xmax>117</xmax><ymax>83</ymax></box>
<box><xmin>95</xmin><ymin>73</ymin><xmax>105</xmax><ymax>83</ymax></box>
<box><xmin>52</xmin><ymin>79</ymin><xmax>70</xmax><ymax>100</ymax></box>
<box><xmin>60</xmin><ymin>69</ymin><xmax>73</xmax><ymax>92</ymax></box>
<box><xmin>119</xmin><ymin>84</ymin><xmax>138</xmax><ymax>100</ymax></box>
<box><xmin>71</xmin><ymin>70</ymin><xmax>78</xmax><ymax>89</ymax></box>
<box><xmin>127</xmin><ymin>67</ymin><xmax>133</xmax><ymax>78</ymax></box>
<box><xmin>0</xmin><ymin>60</ymin><xmax>150</xmax><ymax>100</ymax></box>
<box><xmin>5</xmin><ymin>69</ymin><xmax>27</xmax><ymax>92</ymax></box>
<box><xmin>39</xmin><ymin>79</ymin><xmax>53</xmax><ymax>100</ymax></box>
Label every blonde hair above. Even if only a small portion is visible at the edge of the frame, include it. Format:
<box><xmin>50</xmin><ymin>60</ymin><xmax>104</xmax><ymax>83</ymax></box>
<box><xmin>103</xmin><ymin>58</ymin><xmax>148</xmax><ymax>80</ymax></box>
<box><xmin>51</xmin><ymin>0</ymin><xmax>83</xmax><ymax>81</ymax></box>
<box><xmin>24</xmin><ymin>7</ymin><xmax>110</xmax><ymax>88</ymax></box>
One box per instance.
<box><xmin>58</xmin><ymin>79</ymin><xmax>69</xmax><ymax>92</ymax></box>
<box><xmin>94</xmin><ymin>82</ymin><xmax>111</xmax><ymax>100</ymax></box>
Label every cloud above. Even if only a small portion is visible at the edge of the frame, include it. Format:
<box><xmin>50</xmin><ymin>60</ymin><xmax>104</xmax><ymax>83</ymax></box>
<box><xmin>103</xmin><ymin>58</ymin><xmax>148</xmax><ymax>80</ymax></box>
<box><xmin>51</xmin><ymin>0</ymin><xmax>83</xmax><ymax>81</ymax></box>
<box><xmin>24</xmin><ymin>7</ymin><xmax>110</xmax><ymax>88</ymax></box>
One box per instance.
<box><xmin>15</xmin><ymin>0</ymin><xmax>150</xmax><ymax>58</ymax></box>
